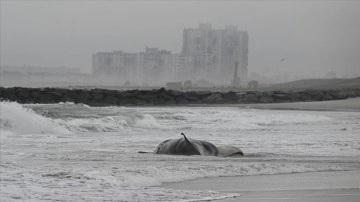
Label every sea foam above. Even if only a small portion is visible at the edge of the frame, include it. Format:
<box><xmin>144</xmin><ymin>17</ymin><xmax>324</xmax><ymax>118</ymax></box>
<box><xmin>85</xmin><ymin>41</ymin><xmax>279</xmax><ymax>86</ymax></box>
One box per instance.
<box><xmin>0</xmin><ymin>101</ymin><xmax>163</xmax><ymax>135</ymax></box>
<box><xmin>0</xmin><ymin>101</ymin><xmax>69</xmax><ymax>135</ymax></box>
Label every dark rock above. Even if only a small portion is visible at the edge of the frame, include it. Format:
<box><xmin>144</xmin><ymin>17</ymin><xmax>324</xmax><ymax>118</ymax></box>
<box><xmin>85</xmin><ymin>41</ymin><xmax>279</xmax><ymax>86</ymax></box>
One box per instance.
<box><xmin>222</xmin><ymin>91</ymin><xmax>239</xmax><ymax>101</ymax></box>
<box><xmin>47</xmin><ymin>88</ymin><xmax>67</xmax><ymax>98</ymax></box>
<box><xmin>60</xmin><ymin>90</ymin><xmax>79</xmax><ymax>103</ymax></box>
<box><xmin>342</xmin><ymin>89</ymin><xmax>358</xmax><ymax>98</ymax></box>
<box><xmin>175</xmin><ymin>96</ymin><xmax>188</xmax><ymax>105</ymax></box>
<box><xmin>158</xmin><ymin>93</ymin><xmax>175</xmax><ymax>101</ymax></box>
<box><xmin>153</xmin><ymin>97</ymin><xmax>166</xmax><ymax>105</ymax></box>
<box><xmin>30</xmin><ymin>90</ymin><xmax>41</xmax><ymax>99</ymax></box>
<box><xmin>242</xmin><ymin>92</ymin><xmax>260</xmax><ymax>103</ymax></box>
<box><xmin>90</xmin><ymin>89</ymin><xmax>107</xmax><ymax>102</ymax></box>
<box><xmin>116</xmin><ymin>97</ymin><xmax>137</xmax><ymax>105</ymax></box>
<box><xmin>287</xmin><ymin>92</ymin><xmax>302</xmax><ymax>102</ymax></box>
<box><xmin>132</xmin><ymin>98</ymin><xmax>148</xmax><ymax>105</ymax></box>
<box><xmin>16</xmin><ymin>88</ymin><xmax>31</xmax><ymax>99</ymax></box>
<box><xmin>195</xmin><ymin>91</ymin><xmax>212</xmax><ymax>98</ymax></box>
<box><xmin>304</xmin><ymin>89</ymin><xmax>323</xmax><ymax>101</ymax></box>
<box><xmin>165</xmin><ymin>99</ymin><xmax>177</xmax><ymax>105</ymax></box>
<box><xmin>2</xmin><ymin>88</ymin><xmax>18</xmax><ymax>101</ymax></box>
<box><xmin>103</xmin><ymin>89</ymin><xmax>118</xmax><ymax>98</ymax></box>
<box><xmin>236</xmin><ymin>92</ymin><xmax>247</xmax><ymax>101</ymax></box>
<box><xmin>131</xmin><ymin>99</ymin><xmax>148</xmax><ymax>105</ymax></box>
<box><xmin>202</xmin><ymin>93</ymin><xmax>223</xmax><ymax>103</ymax></box>
<box><xmin>329</xmin><ymin>90</ymin><xmax>348</xmax><ymax>100</ymax></box>
<box><xmin>259</xmin><ymin>93</ymin><xmax>274</xmax><ymax>103</ymax></box>
<box><xmin>271</xmin><ymin>91</ymin><xmax>289</xmax><ymax>102</ymax></box>
<box><xmin>103</xmin><ymin>95</ymin><xmax>119</xmax><ymax>105</ymax></box>
<box><xmin>37</xmin><ymin>93</ymin><xmax>58</xmax><ymax>103</ymax></box>
<box><xmin>155</xmin><ymin>87</ymin><xmax>167</xmax><ymax>95</ymax></box>
<box><xmin>0</xmin><ymin>87</ymin><xmax>4</xmax><ymax>97</ymax></box>
<box><xmin>296</xmin><ymin>91</ymin><xmax>312</xmax><ymax>101</ymax></box>
<box><xmin>322</xmin><ymin>91</ymin><xmax>334</xmax><ymax>101</ymax></box>
<box><xmin>183</xmin><ymin>91</ymin><xmax>200</xmax><ymax>102</ymax></box>
<box><xmin>1</xmin><ymin>87</ymin><xmax>359</xmax><ymax>106</ymax></box>
<box><xmin>167</xmin><ymin>89</ymin><xmax>183</xmax><ymax>97</ymax></box>
<box><xmin>133</xmin><ymin>91</ymin><xmax>160</xmax><ymax>104</ymax></box>
<box><xmin>17</xmin><ymin>89</ymin><xmax>40</xmax><ymax>103</ymax></box>
<box><xmin>119</xmin><ymin>90</ymin><xmax>137</xmax><ymax>98</ymax></box>
<box><xmin>76</xmin><ymin>91</ymin><xmax>92</xmax><ymax>104</ymax></box>
<box><xmin>91</xmin><ymin>91</ymin><xmax>105</xmax><ymax>100</ymax></box>
<box><xmin>154</xmin><ymin>88</ymin><xmax>174</xmax><ymax>101</ymax></box>
<box><xmin>90</xmin><ymin>88</ymin><xmax>105</xmax><ymax>94</ymax></box>
<box><xmin>134</xmin><ymin>90</ymin><xmax>155</xmax><ymax>99</ymax></box>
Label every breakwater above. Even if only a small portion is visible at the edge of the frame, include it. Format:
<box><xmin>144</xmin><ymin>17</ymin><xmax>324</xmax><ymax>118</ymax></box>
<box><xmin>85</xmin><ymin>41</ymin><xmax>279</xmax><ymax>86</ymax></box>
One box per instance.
<box><xmin>1</xmin><ymin>87</ymin><xmax>360</xmax><ymax>106</ymax></box>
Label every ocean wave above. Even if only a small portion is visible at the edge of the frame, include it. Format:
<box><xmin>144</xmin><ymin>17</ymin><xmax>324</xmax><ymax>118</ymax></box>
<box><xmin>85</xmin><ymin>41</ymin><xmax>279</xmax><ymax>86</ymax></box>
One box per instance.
<box><xmin>0</xmin><ymin>101</ymin><xmax>70</xmax><ymax>135</ymax></box>
<box><xmin>0</xmin><ymin>101</ymin><xmax>164</xmax><ymax>135</ymax></box>
<box><xmin>1</xmin><ymin>156</ymin><xmax>346</xmax><ymax>202</ymax></box>
<box><xmin>63</xmin><ymin>113</ymin><xmax>163</xmax><ymax>133</ymax></box>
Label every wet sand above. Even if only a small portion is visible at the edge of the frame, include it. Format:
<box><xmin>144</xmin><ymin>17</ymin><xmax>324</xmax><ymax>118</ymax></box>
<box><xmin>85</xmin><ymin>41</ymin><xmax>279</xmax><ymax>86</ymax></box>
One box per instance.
<box><xmin>164</xmin><ymin>170</ymin><xmax>360</xmax><ymax>202</ymax></box>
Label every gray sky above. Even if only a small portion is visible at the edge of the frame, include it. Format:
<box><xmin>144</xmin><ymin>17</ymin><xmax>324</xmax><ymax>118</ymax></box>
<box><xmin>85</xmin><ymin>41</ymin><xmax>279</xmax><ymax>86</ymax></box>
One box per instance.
<box><xmin>1</xmin><ymin>0</ymin><xmax>360</xmax><ymax>79</ymax></box>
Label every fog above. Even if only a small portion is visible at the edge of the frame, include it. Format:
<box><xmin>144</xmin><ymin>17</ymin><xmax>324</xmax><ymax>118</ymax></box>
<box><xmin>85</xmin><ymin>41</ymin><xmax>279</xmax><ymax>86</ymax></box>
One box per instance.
<box><xmin>1</xmin><ymin>1</ymin><xmax>360</xmax><ymax>87</ymax></box>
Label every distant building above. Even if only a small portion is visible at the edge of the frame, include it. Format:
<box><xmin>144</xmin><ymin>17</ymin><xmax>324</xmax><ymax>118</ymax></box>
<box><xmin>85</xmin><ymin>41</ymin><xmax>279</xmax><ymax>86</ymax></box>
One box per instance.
<box><xmin>231</xmin><ymin>61</ymin><xmax>240</xmax><ymax>87</ymax></box>
<box><xmin>0</xmin><ymin>65</ymin><xmax>84</xmax><ymax>87</ymax></box>
<box><xmin>182</xmin><ymin>24</ymin><xmax>248</xmax><ymax>86</ymax></box>
<box><xmin>92</xmin><ymin>48</ymin><xmax>171</xmax><ymax>86</ymax></box>
<box><xmin>166</xmin><ymin>81</ymin><xmax>183</xmax><ymax>90</ymax></box>
<box><xmin>2</xmin><ymin>65</ymin><xmax>80</xmax><ymax>75</ymax></box>
<box><xmin>92</xmin><ymin>23</ymin><xmax>248</xmax><ymax>87</ymax></box>
<box><xmin>248</xmin><ymin>80</ymin><xmax>258</xmax><ymax>89</ymax></box>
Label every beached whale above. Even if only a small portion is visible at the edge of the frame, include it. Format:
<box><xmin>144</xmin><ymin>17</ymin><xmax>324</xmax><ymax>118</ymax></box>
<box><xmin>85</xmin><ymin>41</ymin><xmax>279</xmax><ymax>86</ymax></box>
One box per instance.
<box><xmin>216</xmin><ymin>145</ymin><xmax>244</xmax><ymax>157</ymax></box>
<box><xmin>153</xmin><ymin>133</ymin><xmax>243</xmax><ymax>157</ymax></box>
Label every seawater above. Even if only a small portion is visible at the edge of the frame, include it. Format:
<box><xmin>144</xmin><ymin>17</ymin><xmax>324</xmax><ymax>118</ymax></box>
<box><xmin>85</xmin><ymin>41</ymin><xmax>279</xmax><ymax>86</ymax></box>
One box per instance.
<box><xmin>1</xmin><ymin>101</ymin><xmax>360</xmax><ymax>201</ymax></box>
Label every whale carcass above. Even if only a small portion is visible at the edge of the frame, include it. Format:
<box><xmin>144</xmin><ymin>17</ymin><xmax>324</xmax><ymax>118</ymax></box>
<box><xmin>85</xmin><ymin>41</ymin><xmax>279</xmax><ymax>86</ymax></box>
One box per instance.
<box><xmin>154</xmin><ymin>133</ymin><xmax>243</xmax><ymax>157</ymax></box>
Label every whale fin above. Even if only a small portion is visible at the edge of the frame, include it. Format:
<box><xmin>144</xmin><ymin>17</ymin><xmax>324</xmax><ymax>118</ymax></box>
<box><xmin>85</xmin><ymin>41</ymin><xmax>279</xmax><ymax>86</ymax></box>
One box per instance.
<box><xmin>181</xmin><ymin>133</ymin><xmax>190</xmax><ymax>143</ymax></box>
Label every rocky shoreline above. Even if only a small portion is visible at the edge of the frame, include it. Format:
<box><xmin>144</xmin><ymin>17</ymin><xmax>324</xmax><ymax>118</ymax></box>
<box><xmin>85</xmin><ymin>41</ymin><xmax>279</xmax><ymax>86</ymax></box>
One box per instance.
<box><xmin>1</xmin><ymin>87</ymin><xmax>360</xmax><ymax>106</ymax></box>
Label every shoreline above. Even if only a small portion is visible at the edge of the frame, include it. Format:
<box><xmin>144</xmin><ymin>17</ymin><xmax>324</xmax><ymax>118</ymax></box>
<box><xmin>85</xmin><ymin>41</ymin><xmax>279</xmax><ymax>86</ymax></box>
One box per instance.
<box><xmin>238</xmin><ymin>97</ymin><xmax>360</xmax><ymax>112</ymax></box>
<box><xmin>164</xmin><ymin>170</ymin><xmax>360</xmax><ymax>201</ymax></box>
<box><xmin>184</xmin><ymin>97</ymin><xmax>360</xmax><ymax>111</ymax></box>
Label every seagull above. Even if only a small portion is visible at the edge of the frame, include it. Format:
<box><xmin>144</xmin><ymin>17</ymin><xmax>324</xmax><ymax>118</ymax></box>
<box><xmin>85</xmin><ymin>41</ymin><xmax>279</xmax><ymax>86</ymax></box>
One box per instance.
<box><xmin>280</xmin><ymin>58</ymin><xmax>288</xmax><ymax>63</ymax></box>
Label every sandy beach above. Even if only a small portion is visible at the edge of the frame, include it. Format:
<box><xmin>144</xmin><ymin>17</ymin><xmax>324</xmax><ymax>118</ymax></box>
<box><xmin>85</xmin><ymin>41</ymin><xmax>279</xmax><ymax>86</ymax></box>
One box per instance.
<box><xmin>164</xmin><ymin>170</ymin><xmax>360</xmax><ymax>201</ymax></box>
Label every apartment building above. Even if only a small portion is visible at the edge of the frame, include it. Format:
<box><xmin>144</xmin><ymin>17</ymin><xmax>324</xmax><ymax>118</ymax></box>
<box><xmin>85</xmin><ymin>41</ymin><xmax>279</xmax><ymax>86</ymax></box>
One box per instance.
<box><xmin>92</xmin><ymin>24</ymin><xmax>248</xmax><ymax>87</ymax></box>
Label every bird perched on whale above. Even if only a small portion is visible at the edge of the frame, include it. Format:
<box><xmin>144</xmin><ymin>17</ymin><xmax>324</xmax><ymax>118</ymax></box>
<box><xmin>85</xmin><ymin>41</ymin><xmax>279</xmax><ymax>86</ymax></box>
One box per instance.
<box><xmin>153</xmin><ymin>133</ymin><xmax>243</xmax><ymax>157</ymax></box>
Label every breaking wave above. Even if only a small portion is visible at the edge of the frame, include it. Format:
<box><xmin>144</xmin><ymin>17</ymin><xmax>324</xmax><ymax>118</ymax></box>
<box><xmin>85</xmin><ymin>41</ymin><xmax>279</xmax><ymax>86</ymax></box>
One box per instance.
<box><xmin>0</xmin><ymin>101</ymin><xmax>69</xmax><ymax>135</ymax></box>
<box><xmin>0</xmin><ymin>101</ymin><xmax>163</xmax><ymax>135</ymax></box>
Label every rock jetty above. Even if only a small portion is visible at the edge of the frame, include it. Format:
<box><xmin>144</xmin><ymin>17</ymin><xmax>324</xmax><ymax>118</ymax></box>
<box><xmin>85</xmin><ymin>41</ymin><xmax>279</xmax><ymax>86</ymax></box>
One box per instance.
<box><xmin>1</xmin><ymin>87</ymin><xmax>360</xmax><ymax>106</ymax></box>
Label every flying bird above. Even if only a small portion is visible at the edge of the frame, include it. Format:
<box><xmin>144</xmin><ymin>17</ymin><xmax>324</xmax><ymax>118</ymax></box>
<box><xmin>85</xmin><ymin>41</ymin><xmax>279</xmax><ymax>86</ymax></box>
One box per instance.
<box><xmin>280</xmin><ymin>58</ymin><xmax>288</xmax><ymax>63</ymax></box>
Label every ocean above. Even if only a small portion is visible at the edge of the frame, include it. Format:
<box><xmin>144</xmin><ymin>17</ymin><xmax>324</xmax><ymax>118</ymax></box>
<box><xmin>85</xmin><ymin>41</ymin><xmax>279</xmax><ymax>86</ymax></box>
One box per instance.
<box><xmin>1</xmin><ymin>101</ymin><xmax>359</xmax><ymax>201</ymax></box>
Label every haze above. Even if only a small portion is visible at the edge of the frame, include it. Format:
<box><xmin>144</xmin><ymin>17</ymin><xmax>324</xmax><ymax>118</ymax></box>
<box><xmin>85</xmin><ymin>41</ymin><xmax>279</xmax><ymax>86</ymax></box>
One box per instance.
<box><xmin>1</xmin><ymin>0</ymin><xmax>360</xmax><ymax>82</ymax></box>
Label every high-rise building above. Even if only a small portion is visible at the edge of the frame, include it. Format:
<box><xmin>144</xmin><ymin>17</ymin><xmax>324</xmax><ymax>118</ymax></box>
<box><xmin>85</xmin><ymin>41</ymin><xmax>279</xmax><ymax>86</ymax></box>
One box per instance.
<box><xmin>92</xmin><ymin>48</ymin><xmax>171</xmax><ymax>86</ymax></box>
<box><xmin>92</xmin><ymin>24</ymin><xmax>248</xmax><ymax>87</ymax></box>
<box><xmin>182</xmin><ymin>24</ymin><xmax>248</xmax><ymax>86</ymax></box>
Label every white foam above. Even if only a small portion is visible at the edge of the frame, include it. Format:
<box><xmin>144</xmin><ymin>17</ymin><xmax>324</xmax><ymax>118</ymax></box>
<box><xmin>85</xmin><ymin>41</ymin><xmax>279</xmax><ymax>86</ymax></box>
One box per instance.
<box><xmin>0</xmin><ymin>101</ymin><xmax>164</xmax><ymax>136</ymax></box>
<box><xmin>133</xmin><ymin>114</ymin><xmax>163</xmax><ymax>129</ymax></box>
<box><xmin>0</xmin><ymin>101</ymin><xmax>69</xmax><ymax>135</ymax></box>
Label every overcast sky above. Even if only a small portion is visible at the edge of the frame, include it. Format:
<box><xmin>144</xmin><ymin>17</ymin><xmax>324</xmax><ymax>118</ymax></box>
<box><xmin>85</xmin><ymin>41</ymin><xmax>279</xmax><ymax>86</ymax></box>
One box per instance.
<box><xmin>1</xmin><ymin>0</ymin><xmax>359</xmax><ymax>79</ymax></box>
